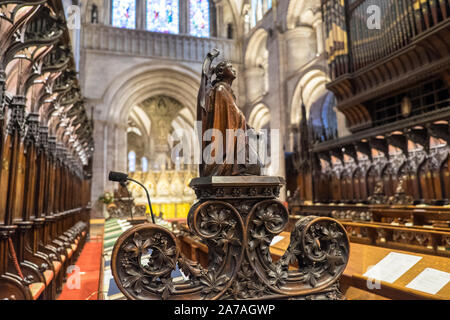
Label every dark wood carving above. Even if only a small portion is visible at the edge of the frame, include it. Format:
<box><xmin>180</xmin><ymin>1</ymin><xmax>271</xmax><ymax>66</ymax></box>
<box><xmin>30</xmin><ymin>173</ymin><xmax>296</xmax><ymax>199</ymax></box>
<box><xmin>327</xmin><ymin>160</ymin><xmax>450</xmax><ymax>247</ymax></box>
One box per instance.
<box><xmin>388</xmin><ymin>177</ymin><xmax>414</xmax><ymax>205</ymax></box>
<box><xmin>387</xmin><ymin>133</ymin><xmax>408</xmax><ymax>156</ymax></box>
<box><xmin>406</xmin><ymin>127</ymin><xmax>430</xmax><ymax>154</ymax></box>
<box><xmin>111</xmin><ymin>177</ymin><xmax>350</xmax><ymax>300</ymax></box>
<box><xmin>0</xmin><ymin>0</ymin><xmax>94</xmax><ymax>299</ymax></box>
<box><xmin>370</xmin><ymin>137</ymin><xmax>389</xmax><ymax>160</ymax></box>
<box><xmin>368</xmin><ymin>181</ymin><xmax>388</xmax><ymax>204</ymax></box>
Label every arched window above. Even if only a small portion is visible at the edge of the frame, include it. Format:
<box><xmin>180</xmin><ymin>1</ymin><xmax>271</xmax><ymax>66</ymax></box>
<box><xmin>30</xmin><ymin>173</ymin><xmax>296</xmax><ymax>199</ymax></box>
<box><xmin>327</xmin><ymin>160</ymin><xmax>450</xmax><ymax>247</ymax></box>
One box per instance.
<box><xmin>189</xmin><ymin>0</ymin><xmax>210</xmax><ymax>37</ymax></box>
<box><xmin>146</xmin><ymin>0</ymin><xmax>179</xmax><ymax>34</ymax></box>
<box><xmin>141</xmin><ymin>156</ymin><xmax>148</xmax><ymax>172</ymax></box>
<box><xmin>308</xmin><ymin>91</ymin><xmax>338</xmax><ymax>143</ymax></box>
<box><xmin>250</xmin><ymin>0</ymin><xmax>272</xmax><ymax>28</ymax></box>
<box><xmin>128</xmin><ymin>150</ymin><xmax>136</xmax><ymax>172</ymax></box>
<box><xmin>112</xmin><ymin>0</ymin><xmax>136</xmax><ymax>29</ymax></box>
<box><xmin>321</xmin><ymin>93</ymin><xmax>338</xmax><ymax>141</ymax></box>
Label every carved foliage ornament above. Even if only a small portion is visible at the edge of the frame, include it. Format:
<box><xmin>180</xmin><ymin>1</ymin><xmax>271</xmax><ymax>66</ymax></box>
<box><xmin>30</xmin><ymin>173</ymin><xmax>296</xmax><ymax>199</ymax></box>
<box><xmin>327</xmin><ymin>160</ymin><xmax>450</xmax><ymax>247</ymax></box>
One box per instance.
<box><xmin>111</xmin><ymin>198</ymin><xmax>350</xmax><ymax>300</ymax></box>
<box><xmin>6</xmin><ymin>96</ymin><xmax>26</xmax><ymax>136</ymax></box>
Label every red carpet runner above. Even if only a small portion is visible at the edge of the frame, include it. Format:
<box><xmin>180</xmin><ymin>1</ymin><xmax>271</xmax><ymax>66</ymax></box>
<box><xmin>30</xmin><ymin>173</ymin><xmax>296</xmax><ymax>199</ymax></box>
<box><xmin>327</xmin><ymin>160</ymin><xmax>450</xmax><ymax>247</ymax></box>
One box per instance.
<box><xmin>57</xmin><ymin>237</ymin><xmax>103</xmax><ymax>300</ymax></box>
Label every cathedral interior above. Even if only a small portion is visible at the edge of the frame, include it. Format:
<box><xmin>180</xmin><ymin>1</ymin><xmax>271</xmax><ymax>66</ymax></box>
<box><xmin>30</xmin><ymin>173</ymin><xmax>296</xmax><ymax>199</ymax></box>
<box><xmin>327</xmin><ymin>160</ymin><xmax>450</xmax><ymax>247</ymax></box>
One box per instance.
<box><xmin>0</xmin><ymin>0</ymin><xmax>449</xmax><ymax>302</ymax></box>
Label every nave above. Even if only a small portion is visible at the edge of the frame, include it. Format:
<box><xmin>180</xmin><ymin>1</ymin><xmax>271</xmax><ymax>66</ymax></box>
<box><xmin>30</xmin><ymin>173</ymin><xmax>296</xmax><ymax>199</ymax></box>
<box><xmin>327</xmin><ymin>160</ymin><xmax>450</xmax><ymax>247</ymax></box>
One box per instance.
<box><xmin>0</xmin><ymin>0</ymin><xmax>449</xmax><ymax>301</ymax></box>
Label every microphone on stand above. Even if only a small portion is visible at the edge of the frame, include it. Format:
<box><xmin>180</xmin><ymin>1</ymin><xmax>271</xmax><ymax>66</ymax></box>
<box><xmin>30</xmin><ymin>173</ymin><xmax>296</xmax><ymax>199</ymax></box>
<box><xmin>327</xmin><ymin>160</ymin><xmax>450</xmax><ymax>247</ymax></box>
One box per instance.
<box><xmin>108</xmin><ymin>171</ymin><xmax>156</xmax><ymax>224</ymax></box>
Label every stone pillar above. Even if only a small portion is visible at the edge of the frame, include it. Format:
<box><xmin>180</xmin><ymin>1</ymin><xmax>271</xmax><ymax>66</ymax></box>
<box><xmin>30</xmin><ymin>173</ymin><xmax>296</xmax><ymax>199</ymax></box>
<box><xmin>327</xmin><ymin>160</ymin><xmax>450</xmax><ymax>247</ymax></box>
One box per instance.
<box><xmin>103</xmin><ymin>0</ymin><xmax>111</xmax><ymax>25</ymax></box>
<box><xmin>245</xmin><ymin>67</ymin><xmax>266</xmax><ymax>103</ymax></box>
<box><xmin>137</xmin><ymin>0</ymin><xmax>146</xmax><ymax>30</ymax></box>
<box><xmin>91</xmin><ymin>117</ymin><xmax>129</xmax><ymax>218</ymax></box>
<box><xmin>215</xmin><ymin>1</ymin><xmax>224</xmax><ymax>38</ymax></box>
<box><xmin>284</xmin><ymin>26</ymin><xmax>316</xmax><ymax>72</ymax></box>
<box><xmin>265</xmin><ymin>27</ymin><xmax>287</xmax><ymax>201</ymax></box>
<box><xmin>313</xmin><ymin>18</ymin><xmax>324</xmax><ymax>55</ymax></box>
<box><xmin>180</xmin><ymin>0</ymin><xmax>189</xmax><ymax>34</ymax></box>
<box><xmin>91</xmin><ymin>119</ymin><xmax>107</xmax><ymax>218</ymax></box>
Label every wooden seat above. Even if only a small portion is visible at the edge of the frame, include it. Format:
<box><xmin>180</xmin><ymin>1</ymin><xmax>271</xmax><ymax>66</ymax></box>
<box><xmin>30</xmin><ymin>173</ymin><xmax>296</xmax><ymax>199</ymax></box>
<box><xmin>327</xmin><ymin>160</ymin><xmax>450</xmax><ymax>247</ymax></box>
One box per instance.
<box><xmin>52</xmin><ymin>261</ymin><xmax>62</xmax><ymax>274</ymax></box>
<box><xmin>43</xmin><ymin>270</ymin><xmax>54</xmax><ymax>286</ymax></box>
<box><xmin>29</xmin><ymin>283</ymin><xmax>45</xmax><ymax>300</ymax></box>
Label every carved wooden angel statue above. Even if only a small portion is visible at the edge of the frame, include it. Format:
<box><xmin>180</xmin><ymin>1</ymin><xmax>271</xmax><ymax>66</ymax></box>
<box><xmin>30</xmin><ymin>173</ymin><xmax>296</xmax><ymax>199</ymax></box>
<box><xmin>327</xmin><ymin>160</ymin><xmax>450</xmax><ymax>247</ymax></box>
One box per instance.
<box><xmin>197</xmin><ymin>49</ymin><xmax>261</xmax><ymax>176</ymax></box>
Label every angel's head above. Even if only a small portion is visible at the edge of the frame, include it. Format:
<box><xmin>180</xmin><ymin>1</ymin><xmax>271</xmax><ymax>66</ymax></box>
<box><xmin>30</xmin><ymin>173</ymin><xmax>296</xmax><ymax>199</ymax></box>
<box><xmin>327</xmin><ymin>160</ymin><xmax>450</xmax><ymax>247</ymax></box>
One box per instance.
<box><xmin>214</xmin><ymin>60</ymin><xmax>236</xmax><ymax>83</ymax></box>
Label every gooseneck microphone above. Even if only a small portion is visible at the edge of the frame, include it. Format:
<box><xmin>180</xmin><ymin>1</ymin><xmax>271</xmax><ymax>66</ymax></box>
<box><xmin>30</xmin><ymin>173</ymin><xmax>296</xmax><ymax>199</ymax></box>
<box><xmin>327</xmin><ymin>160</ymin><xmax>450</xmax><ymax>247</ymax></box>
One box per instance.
<box><xmin>108</xmin><ymin>171</ymin><xmax>156</xmax><ymax>224</ymax></box>
<box><xmin>108</xmin><ymin>171</ymin><xmax>129</xmax><ymax>183</ymax></box>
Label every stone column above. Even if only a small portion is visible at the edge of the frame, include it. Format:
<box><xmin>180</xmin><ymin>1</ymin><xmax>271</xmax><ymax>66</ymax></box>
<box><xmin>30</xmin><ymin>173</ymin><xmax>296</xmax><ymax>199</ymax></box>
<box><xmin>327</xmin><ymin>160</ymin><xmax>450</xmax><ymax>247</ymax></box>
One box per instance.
<box><xmin>266</xmin><ymin>26</ymin><xmax>287</xmax><ymax>201</ymax></box>
<box><xmin>313</xmin><ymin>18</ymin><xmax>324</xmax><ymax>55</ymax></box>
<box><xmin>215</xmin><ymin>1</ymin><xmax>224</xmax><ymax>38</ymax></box>
<box><xmin>180</xmin><ymin>0</ymin><xmax>189</xmax><ymax>34</ymax></box>
<box><xmin>137</xmin><ymin>0</ymin><xmax>146</xmax><ymax>30</ymax></box>
<box><xmin>284</xmin><ymin>26</ymin><xmax>316</xmax><ymax>72</ymax></box>
<box><xmin>91</xmin><ymin>118</ymin><xmax>107</xmax><ymax>218</ymax></box>
<box><xmin>103</xmin><ymin>0</ymin><xmax>111</xmax><ymax>25</ymax></box>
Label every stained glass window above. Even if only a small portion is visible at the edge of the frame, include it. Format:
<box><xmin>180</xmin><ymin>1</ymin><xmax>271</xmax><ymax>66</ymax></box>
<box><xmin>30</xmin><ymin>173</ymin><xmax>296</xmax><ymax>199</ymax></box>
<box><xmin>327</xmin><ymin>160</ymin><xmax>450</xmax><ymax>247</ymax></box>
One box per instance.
<box><xmin>112</xmin><ymin>0</ymin><xmax>136</xmax><ymax>29</ymax></box>
<box><xmin>250</xmin><ymin>0</ymin><xmax>272</xmax><ymax>28</ymax></box>
<box><xmin>189</xmin><ymin>0</ymin><xmax>210</xmax><ymax>37</ymax></box>
<box><xmin>128</xmin><ymin>151</ymin><xmax>136</xmax><ymax>172</ymax></box>
<box><xmin>146</xmin><ymin>0</ymin><xmax>179</xmax><ymax>34</ymax></box>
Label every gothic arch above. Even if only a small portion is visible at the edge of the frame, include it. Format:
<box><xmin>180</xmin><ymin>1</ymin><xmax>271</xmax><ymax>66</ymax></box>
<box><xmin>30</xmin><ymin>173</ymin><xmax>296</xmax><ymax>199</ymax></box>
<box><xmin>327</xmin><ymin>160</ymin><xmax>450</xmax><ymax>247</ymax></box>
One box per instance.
<box><xmin>244</xmin><ymin>28</ymin><xmax>268</xmax><ymax>67</ymax></box>
<box><xmin>290</xmin><ymin>68</ymin><xmax>329</xmax><ymax>124</ymax></box>
<box><xmin>248</xmin><ymin>103</ymin><xmax>270</xmax><ymax>131</ymax></box>
<box><xmin>286</xmin><ymin>0</ymin><xmax>320</xmax><ymax>30</ymax></box>
<box><xmin>244</xmin><ymin>28</ymin><xmax>269</xmax><ymax>102</ymax></box>
<box><xmin>100</xmin><ymin>62</ymin><xmax>201</xmax><ymax>125</ymax></box>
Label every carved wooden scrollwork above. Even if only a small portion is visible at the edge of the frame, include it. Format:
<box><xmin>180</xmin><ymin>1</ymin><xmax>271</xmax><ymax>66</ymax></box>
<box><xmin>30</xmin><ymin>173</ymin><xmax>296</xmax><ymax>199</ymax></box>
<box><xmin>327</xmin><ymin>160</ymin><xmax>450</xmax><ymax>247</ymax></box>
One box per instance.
<box><xmin>111</xmin><ymin>177</ymin><xmax>350</xmax><ymax>300</ymax></box>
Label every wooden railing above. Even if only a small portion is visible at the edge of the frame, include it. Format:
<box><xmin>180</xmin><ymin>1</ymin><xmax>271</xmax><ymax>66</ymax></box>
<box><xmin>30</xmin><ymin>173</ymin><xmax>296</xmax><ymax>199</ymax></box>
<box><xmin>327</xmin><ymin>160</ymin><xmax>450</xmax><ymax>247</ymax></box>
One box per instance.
<box><xmin>290</xmin><ymin>203</ymin><xmax>450</xmax><ymax>257</ymax></box>
<box><xmin>82</xmin><ymin>24</ymin><xmax>240</xmax><ymax>63</ymax></box>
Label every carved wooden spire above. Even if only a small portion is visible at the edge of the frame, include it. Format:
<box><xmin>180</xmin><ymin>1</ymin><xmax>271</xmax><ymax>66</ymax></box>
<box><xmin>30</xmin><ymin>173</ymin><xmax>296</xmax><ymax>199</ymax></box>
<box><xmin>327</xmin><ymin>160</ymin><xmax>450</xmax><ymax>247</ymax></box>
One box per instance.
<box><xmin>299</xmin><ymin>87</ymin><xmax>310</xmax><ymax>169</ymax></box>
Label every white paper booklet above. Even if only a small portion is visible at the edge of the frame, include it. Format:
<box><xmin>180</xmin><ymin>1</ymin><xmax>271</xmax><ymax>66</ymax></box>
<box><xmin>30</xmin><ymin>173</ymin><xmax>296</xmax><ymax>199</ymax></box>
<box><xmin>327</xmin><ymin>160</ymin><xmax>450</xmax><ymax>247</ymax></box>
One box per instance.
<box><xmin>270</xmin><ymin>235</ymin><xmax>284</xmax><ymax>246</ymax></box>
<box><xmin>406</xmin><ymin>268</ymin><xmax>450</xmax><ymax>295</ymax></box>
<box><xmin>363</xmin><ymin>252</ymin><xmax>422</xmax><ymax>283</ymax></box>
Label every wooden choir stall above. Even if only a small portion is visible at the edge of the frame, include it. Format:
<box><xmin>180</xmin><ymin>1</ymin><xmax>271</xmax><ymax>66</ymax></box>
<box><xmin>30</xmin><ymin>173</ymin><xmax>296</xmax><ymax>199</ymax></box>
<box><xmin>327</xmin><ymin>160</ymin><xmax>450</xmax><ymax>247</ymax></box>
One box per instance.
<box><xmin>286</xmin><ymin>0</ymin><xmax>450</xmax><ymax>299</ymax></box>
<box><xmin>0</xmin><ymin>0</ymin><xmax>93</xmax><ymax>300</ymax></box>
<box><xmin>176</xmin><ymin>0</ymin><xmax>450</xmax><ymax>300</ymax></box>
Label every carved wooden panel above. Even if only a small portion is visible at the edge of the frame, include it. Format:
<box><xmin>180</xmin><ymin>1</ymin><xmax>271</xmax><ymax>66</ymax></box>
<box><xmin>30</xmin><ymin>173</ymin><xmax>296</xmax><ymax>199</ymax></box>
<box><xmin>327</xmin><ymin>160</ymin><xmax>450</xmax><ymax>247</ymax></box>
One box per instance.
<box><xmin>366</xmin><ymin>166</ymin><xmax>379</xmax><ymax>197</ymax></box>
<box><xmin>441</xmin><ymin>159</ymin><xmax>450</xmax><ymax>201</ymax></box>
<box><xmin>331</xmin><ymin>173</ymin><xmax>341</xmax><ymax>202</ymax></box>
<box><xmin>382</xmin><ymin>164</ymin><xmax>394</xmax><ymax>198</ymax></box>
<box><xmin>353</xmin><ymin>168</ymin><xmax>362</xmax><ymax>202</ymax></box>
<box><xmin>419</xmin><ymin>159</ymin><xmax>436</xmax><ymax>203</ymax></box>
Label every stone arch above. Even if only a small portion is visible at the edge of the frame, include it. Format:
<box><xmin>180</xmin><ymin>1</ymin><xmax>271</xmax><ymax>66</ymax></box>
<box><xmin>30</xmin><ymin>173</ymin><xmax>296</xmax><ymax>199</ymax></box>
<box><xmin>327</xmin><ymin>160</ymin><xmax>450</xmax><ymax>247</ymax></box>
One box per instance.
<box><xmin>92</xmin><ymin>62</ymin><xmax>201</xmax><ymax>200</ymax></box>
<box><xmin>244</xmin><ymin>28</ymin><xmax>269</xmax><ymax>103</ymax></box>
<box><xmin>290</xmin><ymin>69</ymin><xmax>329</xmax><ymax>124</ymax></box>
<box><xmin>286</xmin><ymin>0</ymin><xmax>306</xmax><ymax>29</ymax></box>
<box><xmin>128</xmin><ymin>95</ymin><xmax>196</xmax><ymax>171</ymax></box>
<box><xmin>286</xmin><ymin>0</ymin><xmax>320</xmax><ymax>30</ymax></box>
<box><xmin>248</xmin><ymin>103</ymin><xmax>270</xmax><ymax>131</ymax></box>
<box><xmin>244</xmin><ymin>28</ymin><xmax>268</xmax><ymax>67</ymax></box>
<box><xmin>100</xmin><ymin>62</ymin><xmax>200</xmax><ymax>125</ymax></box>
